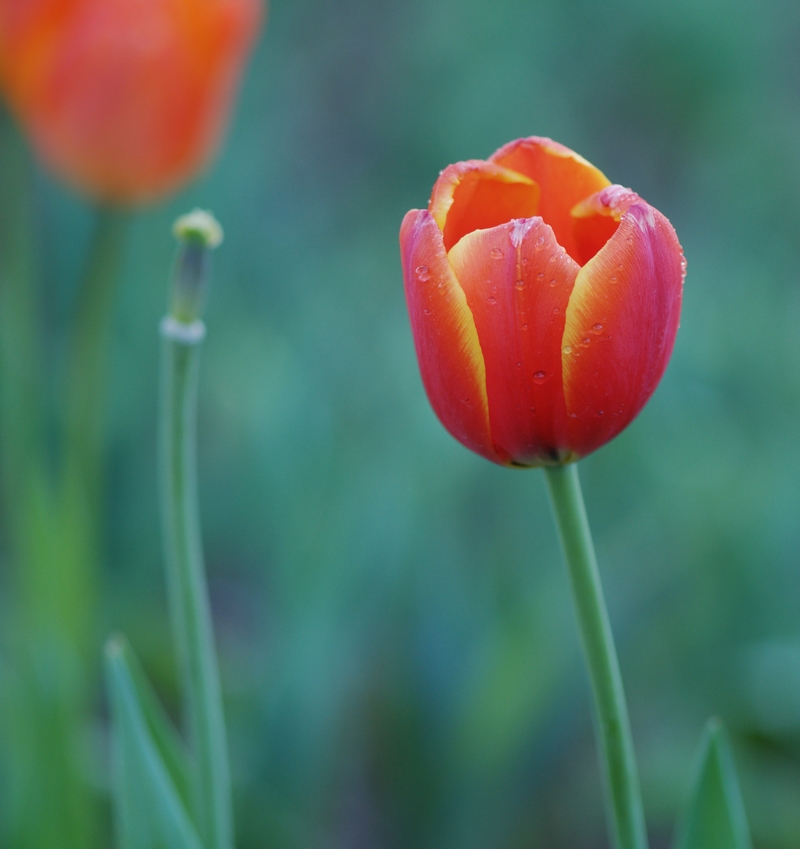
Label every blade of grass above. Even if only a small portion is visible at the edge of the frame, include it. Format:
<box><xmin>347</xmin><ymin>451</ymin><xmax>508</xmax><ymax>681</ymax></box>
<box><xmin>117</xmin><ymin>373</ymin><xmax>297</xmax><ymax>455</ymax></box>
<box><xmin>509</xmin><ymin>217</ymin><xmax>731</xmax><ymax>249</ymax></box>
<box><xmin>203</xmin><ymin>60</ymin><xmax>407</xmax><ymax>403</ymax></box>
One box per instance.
<box><xmin>110</xmin><ymin>635</ymin><xmax>192</xmax><ymax>811</ymax></box>
<box><xmin>673</xmin><ymin>718</ymin><xmax>753</xmax><ymax>849</ymax></box>
<box><xmin>105</xmin><ymin>636</ymin><xmax>203</xmax><ymax>849</ymax></box>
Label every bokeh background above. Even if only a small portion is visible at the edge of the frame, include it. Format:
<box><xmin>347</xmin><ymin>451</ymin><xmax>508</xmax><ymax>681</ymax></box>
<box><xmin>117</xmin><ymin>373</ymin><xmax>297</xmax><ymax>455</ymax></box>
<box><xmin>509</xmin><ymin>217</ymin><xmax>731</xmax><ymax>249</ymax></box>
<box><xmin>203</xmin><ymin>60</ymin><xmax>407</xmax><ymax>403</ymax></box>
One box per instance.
<box><xmin>2</xmin><ymin>0</ymin><xmax>800</xmax><ymax>847</ymax></box>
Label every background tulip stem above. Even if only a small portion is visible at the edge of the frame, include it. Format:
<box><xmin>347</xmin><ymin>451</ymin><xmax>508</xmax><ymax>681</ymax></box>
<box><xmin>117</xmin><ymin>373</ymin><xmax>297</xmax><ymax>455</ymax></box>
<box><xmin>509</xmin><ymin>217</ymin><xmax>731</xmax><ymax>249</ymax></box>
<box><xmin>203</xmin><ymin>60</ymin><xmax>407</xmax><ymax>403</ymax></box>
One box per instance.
<box><xmin>160</xmin><ymin>214</ymin><xmax>232</xmax><ymax>849</ymax></box>
<box><xmin>544</xmin><ymin>463</ymin><xmax>648</xmax><ymax>849</ymax></box>
<box><xmin>57</xmin><ymin>206</ymin><xmax>130</xmax><ymax>664</ymax></box>
<box><xmin>65</xmin><ymin>207</ymin><xmax>129</xmax><ymax>507</ymax></box>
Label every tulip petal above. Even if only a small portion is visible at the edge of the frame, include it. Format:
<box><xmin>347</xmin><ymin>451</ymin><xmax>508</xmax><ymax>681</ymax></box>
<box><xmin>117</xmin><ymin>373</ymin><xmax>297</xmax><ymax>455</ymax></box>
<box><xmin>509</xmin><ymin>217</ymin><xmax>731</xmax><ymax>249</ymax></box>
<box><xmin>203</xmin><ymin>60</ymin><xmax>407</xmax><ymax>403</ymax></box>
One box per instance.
<box><xmin>448</xmin><ymin>217</ymin><xmax>581</xmax><ymax>466</ymax></box>
<box><xmin>489</xmin><ymin>137</ymin><xmax>611</xmax><ymax>264</ymax></box>
<box><xmin>561</xmin><ymin>186</ymin><xmax>685</xmax><ymax>457</ymax></box>
<box><xmin>400</xmin><ymin>209</ymin><xmax>506</xmax><ymax>464</ymax></box>
<box><xmin>429</xmin><ymin>160</ymin><xmax>540</xmax><ymax>252</ymax></box>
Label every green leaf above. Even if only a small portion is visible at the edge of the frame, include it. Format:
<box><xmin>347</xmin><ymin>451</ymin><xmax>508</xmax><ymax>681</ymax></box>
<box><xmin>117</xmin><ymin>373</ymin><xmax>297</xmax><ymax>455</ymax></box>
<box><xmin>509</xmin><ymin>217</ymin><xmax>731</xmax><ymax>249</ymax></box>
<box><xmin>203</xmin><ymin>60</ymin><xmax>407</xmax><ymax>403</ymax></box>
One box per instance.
<box><xmin>105</xmin><ymin>635</ymin><xmax>201</xmax><ymax>849</ymax></box>
<box><xmin>673</xmin><ymin>717</ymin><xmax>753</xmax><ymax>849</ymax></box>
<box><xmin>114</xmin><ymin>635</ymin><xmax>192</xmax><ymax>808</ymax></box>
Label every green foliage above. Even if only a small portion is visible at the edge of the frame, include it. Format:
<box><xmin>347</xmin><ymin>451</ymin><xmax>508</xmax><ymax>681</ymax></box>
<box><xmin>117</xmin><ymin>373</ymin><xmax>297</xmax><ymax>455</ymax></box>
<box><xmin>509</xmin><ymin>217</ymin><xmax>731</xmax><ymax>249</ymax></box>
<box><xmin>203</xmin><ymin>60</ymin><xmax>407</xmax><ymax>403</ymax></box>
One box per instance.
<box><xmin>2</xmin><ymin>0</ymin><xmax>800</xmax><ymax>847</ymax></box>
<box><xmin>674</xmin><ymin>719</ymin><xmax>753</xmax><ymax>849</ymax></box>
<box><xmin>105</xmin><ymin>637</ymin><xmax>199</xmax><ymax>849</ymax></box>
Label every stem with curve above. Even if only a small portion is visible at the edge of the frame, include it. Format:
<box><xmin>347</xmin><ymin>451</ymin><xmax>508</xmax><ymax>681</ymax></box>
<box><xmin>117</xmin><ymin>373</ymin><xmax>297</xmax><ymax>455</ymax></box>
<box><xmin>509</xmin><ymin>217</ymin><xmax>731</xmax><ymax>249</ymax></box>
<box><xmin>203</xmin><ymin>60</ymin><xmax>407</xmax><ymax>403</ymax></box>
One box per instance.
<box><xmin>544</xmin><ymin>462</ymin><xmax>648</xmax><ymax>849</ymax></box>
<box><xmin>160</xmin><ymin>211</ymin><xmax>232</xmax><ymax>849</ymax></box>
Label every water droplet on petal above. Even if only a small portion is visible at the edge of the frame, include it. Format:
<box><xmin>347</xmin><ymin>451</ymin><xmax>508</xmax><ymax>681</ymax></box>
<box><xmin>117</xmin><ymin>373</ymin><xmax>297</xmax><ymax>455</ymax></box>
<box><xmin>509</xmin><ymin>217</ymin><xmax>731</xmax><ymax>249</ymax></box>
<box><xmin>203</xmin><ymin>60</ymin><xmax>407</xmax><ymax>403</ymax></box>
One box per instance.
<box><xmin>516</xmin><ymin>361</ymin><xmax>522</xmax><ymax>368</ymax></box>
<box><xmin>487</xmin><ymin>297</ymin><xmax>497</xmax><ymax>305</ymax></box>
<box><xmin>549</xmin><ymin>278</ymin><xmax>557</xmax><ymax>287</ymax></box>
<box><xmin>596</xmin><ymin>410</ymin><xmax>604</xmax><ymax>416</ymax></box>
<box><xmin>533</xmin><ymin>370</ymin><xmax>546</xmax><ymax>384</ymax></box>
<box><xmin>535</xmin><ymin>236</ymin><xmax>545</xmax><ymax>248</ymax></box>
<box><xmin>562</xmin><ymin>345</ymin><xmax>572</xmax><ymax>355</ymax></box>
<box><xmin>416</xmin><ymin>265</ymin><xmax>431</xmax><ymax>282</ymax></box>
<box><xmin>610</xmin><ymin>276</ymin><xmax>617</xmax><ymax>283</ymax></box>
<box><xmin>552</xmin><ymin>307</ymin><xmax>560</xmax><ymax>315</ymax></box>
<box><xmin>515</xmin><ymin>279</ymin><xmax>525</xmax><ymax>290</ymax></box>
<box><xmin>582</xmin><ymin>337</ymin><xmax>592</xmax><ymax>345</ymax></box>
<box><xmin>536</xmin><ymin>272</ymin><xmax>545</xmax><ymax>280</ymax></box>
<box><xmin>423</xmin><ymin>308</ymin><xmax>431</xmax><ymax>315</ymax></box>
<box><xmin>522</xmin><ymin>323</ymin><xmax>529</xmax><ymax>330</ymax></box>
<box><xmin>490</xmin><ymin>247</ymin><xmax>504</xmax><ymax>259</ymax></box>
<box><xmin>617</xmin><ymin>263</ymin><xmax>624</xmax><ymax>271</ymax></box>
<box><xmin>592</xmin><ymin>323</ymin><xmax>603</xmax><ymax>333</ymax></box>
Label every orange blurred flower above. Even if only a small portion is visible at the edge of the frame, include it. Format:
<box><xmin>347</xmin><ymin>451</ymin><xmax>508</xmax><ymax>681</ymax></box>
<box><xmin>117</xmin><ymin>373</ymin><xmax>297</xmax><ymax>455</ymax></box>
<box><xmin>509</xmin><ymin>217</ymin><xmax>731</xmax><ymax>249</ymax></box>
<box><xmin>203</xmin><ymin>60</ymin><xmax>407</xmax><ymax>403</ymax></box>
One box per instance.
<box><xmin>0</xmin><ymin>0</ymin><xmax>263</xmax><ymax>204</ymax></box>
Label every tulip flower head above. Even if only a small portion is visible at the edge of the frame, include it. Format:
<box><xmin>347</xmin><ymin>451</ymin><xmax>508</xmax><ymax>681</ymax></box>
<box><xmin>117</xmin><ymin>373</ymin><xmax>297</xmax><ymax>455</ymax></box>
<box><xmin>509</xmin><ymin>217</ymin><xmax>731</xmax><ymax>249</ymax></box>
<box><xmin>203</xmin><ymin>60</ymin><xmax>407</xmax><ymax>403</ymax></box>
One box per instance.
<box><xmin>0</xmin><ymin>0</ymin><xmax>263</xmax><ymax>204</ymax></box>
<box><xmin>400</xmin><ymin>137</ymin><xmax>685</xmax><ymax>467</ymax></box>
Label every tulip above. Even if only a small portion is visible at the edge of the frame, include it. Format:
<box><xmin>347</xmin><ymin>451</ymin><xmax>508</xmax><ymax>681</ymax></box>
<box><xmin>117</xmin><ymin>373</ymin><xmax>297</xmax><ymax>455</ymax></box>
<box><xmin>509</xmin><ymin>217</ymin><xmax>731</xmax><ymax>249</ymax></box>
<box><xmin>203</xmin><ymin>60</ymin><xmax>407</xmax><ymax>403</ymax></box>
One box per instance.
<box><xmin>400</xmin><ymin>136</ymin><xmax>685</xmax><ymax>467</ymax></box>
<box><xmin>0</xmin><ymin>0</ymin><xmax>263</xmax><ymax>204</ymax></box>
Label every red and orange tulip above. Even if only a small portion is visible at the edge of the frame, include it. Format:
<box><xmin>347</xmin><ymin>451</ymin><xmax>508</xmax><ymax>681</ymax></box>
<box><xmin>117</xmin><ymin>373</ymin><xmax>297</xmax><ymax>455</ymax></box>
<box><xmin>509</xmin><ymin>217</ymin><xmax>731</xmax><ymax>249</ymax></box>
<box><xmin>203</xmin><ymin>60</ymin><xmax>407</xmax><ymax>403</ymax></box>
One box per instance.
<box><xmin>0</xmin><ymin>0</ymin><xmax>262</xmax><ymax>204</ymax></box>
<box><xmin>401</xmin><ymin>137</ymin><xmax>685</xmax><ymax>466</ymax></box>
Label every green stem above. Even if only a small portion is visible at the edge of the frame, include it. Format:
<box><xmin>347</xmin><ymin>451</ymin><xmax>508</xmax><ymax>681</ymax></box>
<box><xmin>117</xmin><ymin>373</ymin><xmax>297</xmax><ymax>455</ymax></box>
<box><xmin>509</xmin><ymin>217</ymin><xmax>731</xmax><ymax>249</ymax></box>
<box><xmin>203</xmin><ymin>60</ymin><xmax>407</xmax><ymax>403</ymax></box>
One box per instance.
<box><xmin>544</xmin><ymin>463</ymin><xmax>648</xmax><ymax>849</ymax></box>
<box><xmin>160</xmin><ymin>315</ymin><xmax>232</xmax><ymax>849</ymax></box>
<box><xmin>52</xmin><ymin>206</ymin><xmax>129</xmax><ymax>674</ymax></box>
<box><xmin>64</xmin><ymin>207</ymin><xmax>129</xmax><ymax>508</ymax></box>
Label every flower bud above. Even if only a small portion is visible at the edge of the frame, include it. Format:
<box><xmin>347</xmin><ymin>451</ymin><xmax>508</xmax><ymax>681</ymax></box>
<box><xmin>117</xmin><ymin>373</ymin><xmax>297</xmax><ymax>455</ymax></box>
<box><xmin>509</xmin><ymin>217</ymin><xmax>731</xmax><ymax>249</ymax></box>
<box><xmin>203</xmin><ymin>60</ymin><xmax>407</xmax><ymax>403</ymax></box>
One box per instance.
<box><xmin>400</xmin><ymin>137</ymin><xmax>685</xmax><ymax>466</ymax></box>
<box><xmin>165</xmin><ymin>208</ymin><xmax>222</xmax><ymax>331</ymax></box>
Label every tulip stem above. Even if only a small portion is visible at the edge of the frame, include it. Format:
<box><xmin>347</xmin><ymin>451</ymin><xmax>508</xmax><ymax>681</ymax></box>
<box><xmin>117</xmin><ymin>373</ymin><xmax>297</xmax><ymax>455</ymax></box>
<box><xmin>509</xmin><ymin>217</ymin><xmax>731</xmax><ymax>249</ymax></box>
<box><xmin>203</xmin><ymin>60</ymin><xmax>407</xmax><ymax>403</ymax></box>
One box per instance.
<box><xmin>57</xmin><ymin>206</ymin><xmax>130</xmax><ymax>660</ymax></box>
<box><xmin>65</xmin><ymin>207</ymin><xmax>129</xmax><ymax>507</ymax></box>
<box><xmin>160</xmin><ymin>213</ymin><xmax>232</xmax><ymax>849</ymax></box>
<box><xmin>544</xmin><ymin>463</ymin><xmax>648</xmax><ymax>849</ymax></box>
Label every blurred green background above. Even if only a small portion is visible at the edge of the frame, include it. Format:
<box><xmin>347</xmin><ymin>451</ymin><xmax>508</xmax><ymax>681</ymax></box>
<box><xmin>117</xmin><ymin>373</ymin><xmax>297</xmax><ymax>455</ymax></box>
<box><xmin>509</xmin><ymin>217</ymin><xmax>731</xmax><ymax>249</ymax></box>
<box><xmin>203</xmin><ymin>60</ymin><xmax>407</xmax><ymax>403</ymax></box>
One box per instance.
<box><xmin>2</xmin><ymin>0</ymin><xmax>800</xmax><ymax>846</ymax></box>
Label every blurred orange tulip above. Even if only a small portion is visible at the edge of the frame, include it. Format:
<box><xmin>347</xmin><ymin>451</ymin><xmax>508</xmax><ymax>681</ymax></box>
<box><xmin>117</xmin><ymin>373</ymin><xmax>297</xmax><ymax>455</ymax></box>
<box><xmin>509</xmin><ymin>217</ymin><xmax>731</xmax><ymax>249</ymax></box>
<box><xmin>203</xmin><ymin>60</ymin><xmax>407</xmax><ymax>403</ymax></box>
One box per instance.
<box><xmin>0</xmin><ymin>0</ymin><xmax>263</xmax><ymax>204</ymax></box>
